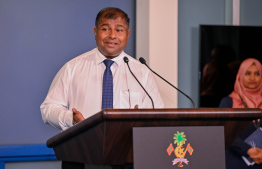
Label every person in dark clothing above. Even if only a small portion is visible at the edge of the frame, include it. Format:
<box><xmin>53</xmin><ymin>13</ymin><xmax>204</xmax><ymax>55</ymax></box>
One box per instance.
<box><xmin>219</xmin><ymin>58</ymin><xmax>262</xmax><ymax>168</ymax></box>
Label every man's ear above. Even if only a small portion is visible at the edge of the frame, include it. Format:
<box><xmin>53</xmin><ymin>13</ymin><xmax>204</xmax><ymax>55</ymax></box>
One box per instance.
<box><xmin>94</xmin><ymin>28</ymin><xmax>97</xmax><ymax>36</ymax></box>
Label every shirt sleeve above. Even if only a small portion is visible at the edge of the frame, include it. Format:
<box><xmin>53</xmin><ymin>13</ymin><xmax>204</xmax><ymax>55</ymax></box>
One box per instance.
<box><xmin>228</xmin><ymin>121</ymin><xmax>258</xmax><ymax>156</ymax></box>
<box><xmin>220</xmin><ymin>96</ymin><xmax>259</xmax><ymax>157</ymax></box>
<box><xmin>143</xmin><ymin>70</ymin><xmax>164</xmax><ymax>108</ymax></box>
<box><xmin>40</xmin><ymin>63</ymin><xmax>73</xmax><ymax>130</ymax></box>
<box><xmin>219</xmin><ymin>96</ymin><xmax>233</xmax><ymax>108</ymax></box>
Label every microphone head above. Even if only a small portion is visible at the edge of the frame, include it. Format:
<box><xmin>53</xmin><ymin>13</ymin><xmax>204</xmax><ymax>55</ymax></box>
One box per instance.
<box><xmin>139</xmin><ymin>57</ymin><xmax>146</xmax><ymax>64</ymax></box>
<box><xmin>123</xmin><ymin>56</ymin><xmax>129</xmax><ymax>63</ymax></box>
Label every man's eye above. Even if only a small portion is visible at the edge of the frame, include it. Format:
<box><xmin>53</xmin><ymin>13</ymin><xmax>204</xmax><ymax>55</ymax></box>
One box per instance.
<box><xmin>116</xmin><ymin>29</ymin><xmax>123</xmax><ymax>32</ymax></box>
<box><xmin>102</xmin><ymin>28</ymin><xmax>108</xmax><ymax>31</ymax></box>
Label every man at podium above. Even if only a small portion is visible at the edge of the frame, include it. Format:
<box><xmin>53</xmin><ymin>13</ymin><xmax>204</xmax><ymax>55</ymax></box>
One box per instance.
<box><xmin>40</xmin><ymin>7</ymin><xmax>164</xmax><ymax>169</ymax></box>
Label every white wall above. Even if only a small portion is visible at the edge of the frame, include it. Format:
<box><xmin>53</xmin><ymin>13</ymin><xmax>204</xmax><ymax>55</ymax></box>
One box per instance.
<box><xmin>137</xmin><ymin>0</ymin><xmax>178</xmax><ymax>108</ymax></box>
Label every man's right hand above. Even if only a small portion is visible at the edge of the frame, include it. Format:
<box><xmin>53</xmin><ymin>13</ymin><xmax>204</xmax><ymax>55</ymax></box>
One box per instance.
<box><xmin>72</xmin><ymin>108</ymin><xmax>85</xmax><ymax>124</ymax></box>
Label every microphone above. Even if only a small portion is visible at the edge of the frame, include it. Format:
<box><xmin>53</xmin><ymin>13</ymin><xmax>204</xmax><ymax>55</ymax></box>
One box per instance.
<box><xmin>123</xmin><ymin>56</ymin><xmax>155</xmax><ymax>109</ymax></box>
<box><xmin>139</xmin><ymin>57</ymin><xmax>196</xmax><ymax>108</ymax></box>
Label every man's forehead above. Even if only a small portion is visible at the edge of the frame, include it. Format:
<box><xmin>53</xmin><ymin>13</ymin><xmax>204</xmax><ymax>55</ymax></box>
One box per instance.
<box><xmin>98</xmin><ymin>17</ymin><xmax>127</xmax><ymax>27</ymax></box>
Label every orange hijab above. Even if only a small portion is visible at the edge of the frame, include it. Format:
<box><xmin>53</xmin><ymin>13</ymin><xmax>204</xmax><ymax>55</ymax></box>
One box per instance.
<box><xmin>229</xmin><ymin>58</ymin><xmax>262</xmax><ymax>108</ymax></box>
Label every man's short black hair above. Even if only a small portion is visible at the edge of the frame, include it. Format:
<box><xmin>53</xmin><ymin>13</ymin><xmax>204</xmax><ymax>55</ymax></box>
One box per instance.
<box><xmin>95</xmin><ymin>7</ymin><xmax>130</xmax><ymax>29</ymax></box>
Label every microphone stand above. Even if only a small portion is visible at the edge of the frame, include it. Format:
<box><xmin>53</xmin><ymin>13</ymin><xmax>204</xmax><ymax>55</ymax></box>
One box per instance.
<box><xmin>139</xmin><ymin>57</ymin><xmax>195</xmax><ymax>108</ymax></box>
<box><xmin>124</xmin><ymin>57</ymin><xmax>155</xmax><ymax>109</ymax></box>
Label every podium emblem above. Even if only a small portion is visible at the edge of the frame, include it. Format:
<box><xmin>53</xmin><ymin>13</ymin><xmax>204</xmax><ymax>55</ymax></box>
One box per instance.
<box><xmin>166</xmin><ymin>131</ymin><xmax>194</xmax><ymax>167</ymax></box>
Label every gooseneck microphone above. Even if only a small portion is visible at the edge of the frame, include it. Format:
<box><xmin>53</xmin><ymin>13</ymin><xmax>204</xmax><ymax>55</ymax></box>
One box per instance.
<box><xmin>123</xmin><ymin>56</ymin><xmax>155</xmax><ymax>109</ymax></box>
<box><xmin>139</xmin><ymin>57</ymin><xmax>196</xmax><ymax>108</ymax></box>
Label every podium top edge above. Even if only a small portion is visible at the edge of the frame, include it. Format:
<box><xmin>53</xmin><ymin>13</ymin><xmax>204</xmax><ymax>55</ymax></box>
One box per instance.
<box><xmin>46</xmin><ymin>108</ymin><xmax>262</xmax><ymax>148</ymax></box>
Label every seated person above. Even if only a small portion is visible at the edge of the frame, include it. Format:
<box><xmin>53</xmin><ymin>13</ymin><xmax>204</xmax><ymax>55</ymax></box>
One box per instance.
<box><xmin>219</xmin><ymin>58</ymin><xmax>262</xmax><ymax>168</ymax></box>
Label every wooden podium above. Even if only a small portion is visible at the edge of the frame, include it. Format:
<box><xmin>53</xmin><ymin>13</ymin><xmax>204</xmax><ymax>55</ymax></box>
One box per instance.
<box><xmin>46</xmin><ymin>108</ymin><xmax>262</xmax><ymax>166</ymax></box>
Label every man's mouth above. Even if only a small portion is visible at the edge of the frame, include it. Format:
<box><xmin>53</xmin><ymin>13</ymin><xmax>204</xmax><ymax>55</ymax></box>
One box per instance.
<box><xmin>106</xmin><ymin>42</ymin><xmax>117</xmax><ymax>47</ymax></box>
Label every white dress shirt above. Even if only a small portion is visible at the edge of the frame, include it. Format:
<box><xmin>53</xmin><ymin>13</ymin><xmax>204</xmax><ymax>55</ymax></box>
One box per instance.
<box><xmin>40</xmin><ymin>48</ymin><xmax>164</xmax><ymax>130</ymax></box>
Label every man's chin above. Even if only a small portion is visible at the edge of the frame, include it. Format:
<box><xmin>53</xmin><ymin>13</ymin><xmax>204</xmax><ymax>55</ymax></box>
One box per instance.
<box><xmin>104</xmin><ymin>52</ymin><xmax>121</xmax><ymax>59</ymax></box>
<box><xmin>105</xmin><ymin>54</ymin><xmax>118</xmax><ymax>59</ymax></box>
<box><xmin>98</xmin><ymin>48</ymin><xmax>122</xmax><ymax>59</ymax></box>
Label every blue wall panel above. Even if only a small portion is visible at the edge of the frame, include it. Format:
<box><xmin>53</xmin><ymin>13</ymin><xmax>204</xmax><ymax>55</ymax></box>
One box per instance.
<box><xmin>0</xmin><ymin>0</ymin><xmax>135</xmax><ymax>145</ymax></box>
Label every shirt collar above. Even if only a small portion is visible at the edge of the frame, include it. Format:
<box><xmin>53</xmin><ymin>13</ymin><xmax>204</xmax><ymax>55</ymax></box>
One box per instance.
<box><xmin>95</xmin><ymin>48</ymin><xmax>125</xmax><ymax>67</ymax></box>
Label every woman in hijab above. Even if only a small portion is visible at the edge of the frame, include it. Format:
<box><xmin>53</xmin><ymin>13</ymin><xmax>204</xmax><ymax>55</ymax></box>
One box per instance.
<box><xmin>219</xmin><ymin>58</ymin><xmax>262</xmax><ymax>168</ymax></box>
<box><xmin>219</xmin><ymin>58</ymin><xmax>262</xmax><ymax>108</ymax></box>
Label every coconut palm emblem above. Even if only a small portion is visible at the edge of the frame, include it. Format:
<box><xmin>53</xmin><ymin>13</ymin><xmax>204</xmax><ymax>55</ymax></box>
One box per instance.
<box><xmin>166</xmin><ymin>131</ymin><xmax>194</xmax><ymax>167</ymax></box>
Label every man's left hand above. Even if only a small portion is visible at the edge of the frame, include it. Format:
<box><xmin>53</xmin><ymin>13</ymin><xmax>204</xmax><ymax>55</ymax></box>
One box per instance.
<box><xmin>72</xmin><ymin>108</ymin><xmax>85</xmax><ymax>124</ymax></box>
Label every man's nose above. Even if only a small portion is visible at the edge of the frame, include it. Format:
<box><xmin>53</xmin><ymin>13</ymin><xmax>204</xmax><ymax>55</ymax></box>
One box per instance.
<box><xmin>109</xmin><ymin>30</ymin><xmax>116</xmax><ymax>39</ymax></box>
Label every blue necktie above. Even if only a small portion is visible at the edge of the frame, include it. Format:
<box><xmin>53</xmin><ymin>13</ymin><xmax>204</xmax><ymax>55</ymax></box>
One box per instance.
<box><xmin>102</xmin><ymin>59</ymin><xmax>114</xmax><ymax>110</ymax></box>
